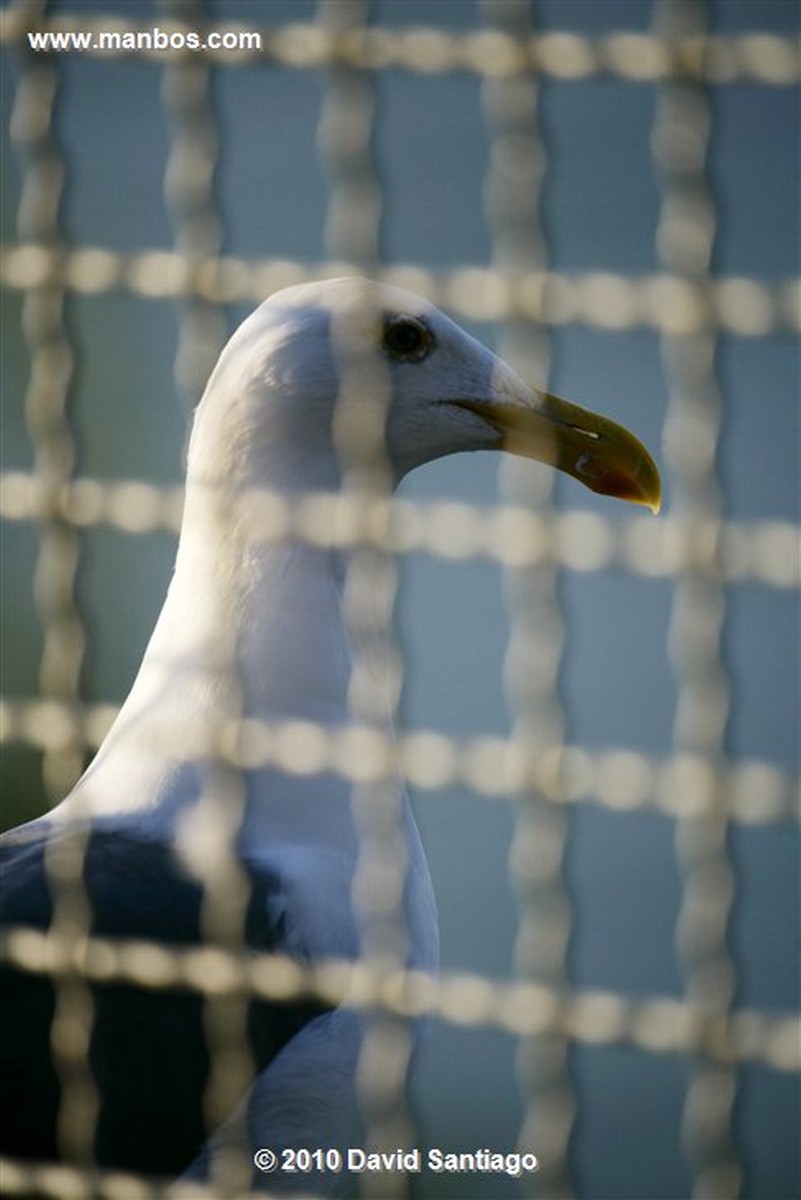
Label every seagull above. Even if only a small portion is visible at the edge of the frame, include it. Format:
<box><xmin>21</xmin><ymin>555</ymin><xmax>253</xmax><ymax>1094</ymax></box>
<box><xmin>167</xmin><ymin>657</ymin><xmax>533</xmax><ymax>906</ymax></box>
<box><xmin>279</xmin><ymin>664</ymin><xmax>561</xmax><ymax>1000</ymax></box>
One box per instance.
<box><xmin>0</xmin><ymin>278</ymin><xmax>661</xmax><ymax>1192</ymax></box>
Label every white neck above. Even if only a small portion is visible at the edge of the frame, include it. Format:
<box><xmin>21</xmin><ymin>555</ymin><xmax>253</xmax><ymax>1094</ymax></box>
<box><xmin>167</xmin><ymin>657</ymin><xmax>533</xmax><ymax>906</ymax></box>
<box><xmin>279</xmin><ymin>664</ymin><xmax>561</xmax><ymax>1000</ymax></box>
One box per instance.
<box><xmin>158</xmin><ymin>481</ymin><xmax>354</xmax><ymax>722</ymax></box>
<box><xmin>57</xmin><ymin>462</ymin><xmax>367</xmax><ymax>825</ymax></box>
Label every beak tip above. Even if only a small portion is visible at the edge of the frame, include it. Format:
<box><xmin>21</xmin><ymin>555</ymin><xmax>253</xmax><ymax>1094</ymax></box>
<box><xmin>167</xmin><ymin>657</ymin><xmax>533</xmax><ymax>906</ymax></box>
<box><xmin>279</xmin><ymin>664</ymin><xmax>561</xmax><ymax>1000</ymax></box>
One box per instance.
<box><xmin>642</xmin><ymin>483</ymin><xmax>662</xmax><ymax>516</ymax></box>
<box><xmin>618</xmin><ymin>487</ymin><xmax>661</xmax><ymax>516</ymax></box>
<box><xmin>642</xmin><ymin>468</ymin><xmax>662</xmax><ymax>516</ymax></box>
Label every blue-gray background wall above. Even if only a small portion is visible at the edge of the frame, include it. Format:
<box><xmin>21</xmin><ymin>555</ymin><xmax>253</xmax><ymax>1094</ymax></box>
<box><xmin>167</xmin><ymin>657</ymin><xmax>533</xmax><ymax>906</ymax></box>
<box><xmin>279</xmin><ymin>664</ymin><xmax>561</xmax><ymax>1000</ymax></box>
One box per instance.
<box><xmin>1</xmin><ymin>3</ymin><xmax>798</xmax><ymax>1198</ymax></box>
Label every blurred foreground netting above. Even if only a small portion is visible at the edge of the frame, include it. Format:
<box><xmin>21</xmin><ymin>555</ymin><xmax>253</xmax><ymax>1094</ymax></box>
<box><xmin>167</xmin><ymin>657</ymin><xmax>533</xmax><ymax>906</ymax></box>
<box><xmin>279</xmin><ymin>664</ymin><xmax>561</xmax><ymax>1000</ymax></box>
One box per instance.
<box><xmin>1</xmin><ymin>3</ymin><xmax>798</xmax><ymax>1198</ymax></box>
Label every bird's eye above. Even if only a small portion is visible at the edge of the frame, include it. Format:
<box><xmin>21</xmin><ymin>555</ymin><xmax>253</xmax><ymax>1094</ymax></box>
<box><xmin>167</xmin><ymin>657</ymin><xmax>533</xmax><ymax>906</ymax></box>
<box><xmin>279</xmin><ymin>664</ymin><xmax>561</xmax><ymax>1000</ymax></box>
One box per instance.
<box><xmin>381</xmin><ymin>314</ymin><xmax>434</xmax><ymax>363</ymax></box>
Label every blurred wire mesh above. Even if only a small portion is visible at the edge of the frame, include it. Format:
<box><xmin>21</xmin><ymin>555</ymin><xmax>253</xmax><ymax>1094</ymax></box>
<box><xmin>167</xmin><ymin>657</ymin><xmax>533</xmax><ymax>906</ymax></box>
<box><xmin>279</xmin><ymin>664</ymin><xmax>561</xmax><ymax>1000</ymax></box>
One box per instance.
<box><xmin>1</xmin><ymin>2</ymin><xmax>799</xmax><ymax>1199</ymax></box>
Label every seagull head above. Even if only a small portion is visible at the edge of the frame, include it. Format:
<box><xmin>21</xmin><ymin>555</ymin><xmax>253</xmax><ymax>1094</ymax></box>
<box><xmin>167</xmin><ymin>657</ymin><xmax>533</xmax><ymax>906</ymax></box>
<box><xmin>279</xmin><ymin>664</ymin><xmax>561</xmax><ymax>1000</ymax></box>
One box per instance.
<box><xmin>191</xmin><ymin>276</ymin><xmax>661</xmax><ymax>512</ymax></box>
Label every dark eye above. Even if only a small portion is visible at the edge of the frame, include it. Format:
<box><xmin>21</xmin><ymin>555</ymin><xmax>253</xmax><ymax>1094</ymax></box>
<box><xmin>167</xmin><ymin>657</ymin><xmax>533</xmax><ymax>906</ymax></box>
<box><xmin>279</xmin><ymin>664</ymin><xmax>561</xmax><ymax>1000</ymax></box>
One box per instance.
<box><xmin>381</xmin><ymin>314</ymin><xmax>434</xmax><ymax>363</ymax></box>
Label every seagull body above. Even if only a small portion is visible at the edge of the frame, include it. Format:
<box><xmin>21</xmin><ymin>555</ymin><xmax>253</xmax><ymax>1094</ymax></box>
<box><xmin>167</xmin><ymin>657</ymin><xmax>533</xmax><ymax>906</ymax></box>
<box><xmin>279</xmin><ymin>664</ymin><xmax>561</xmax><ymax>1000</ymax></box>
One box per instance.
<box><xmin>0</xmin><ymin>279</ymin><xmax>660</xmax><ymax>1189</ymax></box>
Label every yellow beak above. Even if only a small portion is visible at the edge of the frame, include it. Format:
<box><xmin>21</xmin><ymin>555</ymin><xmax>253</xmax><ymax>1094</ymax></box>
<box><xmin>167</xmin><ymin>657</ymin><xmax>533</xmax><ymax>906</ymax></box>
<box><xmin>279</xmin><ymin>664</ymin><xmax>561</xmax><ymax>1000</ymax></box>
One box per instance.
<box><xmin>456</xmin><ymin>393</ymin><xmax>662</xmax><ymax>514</ymax></box>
